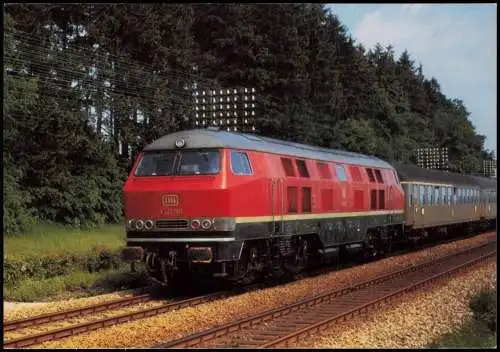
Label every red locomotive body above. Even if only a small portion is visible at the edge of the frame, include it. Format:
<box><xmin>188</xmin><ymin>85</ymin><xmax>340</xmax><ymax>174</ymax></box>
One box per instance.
<box><xmin>122</xmin><ymin>129</ymin><xmax>406</xmax><ymax>285</ymax></box>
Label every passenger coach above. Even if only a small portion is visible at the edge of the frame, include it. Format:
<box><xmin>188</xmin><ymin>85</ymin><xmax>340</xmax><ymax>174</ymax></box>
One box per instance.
<box><xmin>395</xmin><ymin>163</ymin><xmax>497</xmax><ymax>237</ymax></box>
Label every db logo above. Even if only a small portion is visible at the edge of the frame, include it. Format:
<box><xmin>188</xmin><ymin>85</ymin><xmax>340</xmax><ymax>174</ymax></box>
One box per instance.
<box><xmin>162</xmin><ymin>194</ymin><xmax>179</xmax><ymax>207</ymax></box>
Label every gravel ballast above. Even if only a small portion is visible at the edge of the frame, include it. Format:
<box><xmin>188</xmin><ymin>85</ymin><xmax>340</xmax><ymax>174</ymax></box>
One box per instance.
<box><xmin>293</xmin><ymin>260</ymin><xmax>496</xmax><ymax>348</ymax></box>
<box><xmin>4</xmin><ymin>232</ymin><xmax>494</xmax><ymax>349</ymax></box>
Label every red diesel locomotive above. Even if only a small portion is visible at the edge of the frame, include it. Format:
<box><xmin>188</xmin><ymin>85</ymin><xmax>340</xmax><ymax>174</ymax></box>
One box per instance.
<box><xmin>121</xmin><ymin>128</ymin><xmax>406</xmax><ymax>285</ymax></box>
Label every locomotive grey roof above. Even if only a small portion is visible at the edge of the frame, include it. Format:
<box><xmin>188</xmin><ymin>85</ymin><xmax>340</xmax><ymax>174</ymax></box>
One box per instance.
<box><xmin>393</xmin><ymin>163</ymin><xmax>497</xmax><ymax>189</ymax></box>
<box><xmin>143</xmin><ymin>128</ymin><xmax>394</xmax><ymax>169</ymax></box>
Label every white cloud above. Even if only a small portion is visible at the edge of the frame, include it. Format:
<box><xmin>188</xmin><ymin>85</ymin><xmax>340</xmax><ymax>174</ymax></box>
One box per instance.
<box><xmin>353</xmin><ymin>5</ymin><xmax>497</xmax><ymax>151</ymax></box>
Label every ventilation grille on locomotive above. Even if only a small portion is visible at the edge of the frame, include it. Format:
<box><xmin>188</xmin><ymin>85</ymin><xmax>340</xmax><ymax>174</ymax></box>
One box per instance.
<box><xmin>156</xmin><ymin>219</ymin><xmax>189</xmax><ymax>229</ymax></box>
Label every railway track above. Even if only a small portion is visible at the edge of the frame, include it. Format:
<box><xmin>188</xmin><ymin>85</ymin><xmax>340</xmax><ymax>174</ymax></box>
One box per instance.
<box><xmin>156</xmin><ymin>240</ymin><xmax>496</xmax><ymax>348</ymax></box>
<box><xmin>3</xmin><ymin>231</ymin><xmax>494</xmax><ymax>348</ymax></box>
<box><xmin>3</xmin><ymin>289</ymin><xmax>237</xmax><ymax>348</ymax></box>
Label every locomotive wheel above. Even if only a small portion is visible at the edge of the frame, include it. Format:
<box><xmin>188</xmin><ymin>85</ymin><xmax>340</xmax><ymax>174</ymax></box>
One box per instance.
<box><xmin>235</xmin><ymin>244</ymin><xmax>263</xmax><ymax>285</ymax></box>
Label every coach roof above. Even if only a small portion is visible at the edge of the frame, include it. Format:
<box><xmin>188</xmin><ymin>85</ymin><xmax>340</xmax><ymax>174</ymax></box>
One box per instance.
<box><xmin>143</xmin><ymin>128</ymin><xmax>394</xmax><ymax>169</ymax></box>
<box><xmin>393</xmin><ymin>163</ymin><xmax>496</xmax><ymax>188</ymax></box>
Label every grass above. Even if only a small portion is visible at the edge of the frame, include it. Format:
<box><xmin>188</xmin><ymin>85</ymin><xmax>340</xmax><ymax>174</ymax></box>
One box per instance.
<box><xmin>4</xmin><ymin>223</ymin><xmax>125</xmax><ymax>259</ymax></box>
<box><xmin>4</xmin><ymin>265</ymin><xmax>150</xmax><ymax>302</ymax></box>
<box><xmin>428</xmin><ymin>318</ymin><xmax>496</xmax><ymax>348</ymax></box>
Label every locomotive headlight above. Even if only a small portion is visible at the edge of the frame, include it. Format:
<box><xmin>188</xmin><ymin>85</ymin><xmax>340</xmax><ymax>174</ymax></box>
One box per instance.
<box><xmin>201</xmin><ymin>218</ymin><xmax>213</xmax><ymax>230</ymax></box>
<box><xmin>135</xmin><ymin>220</ymin><xmax>145</xmax><ymax>230</ymax></box>
<box><xmin>144</xmin><ymin>220</ymin><xmax>154</xmax><ymax>230</ymax></box>
<box><xmin>191</xmin><ymin>219</ymin><xmax>201</xmax><ymax>230</ymax></box>
<box><xmin>128</xmin><ymin>219</ymin><xmax>136</xmax><ymax>230</ymax></box>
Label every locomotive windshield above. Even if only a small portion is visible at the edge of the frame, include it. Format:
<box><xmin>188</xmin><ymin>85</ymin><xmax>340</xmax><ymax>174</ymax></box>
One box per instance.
<box><xmin>134</xmin><ymin>149</ymin><xmax>220</xmax><ymax>176</ymax></box>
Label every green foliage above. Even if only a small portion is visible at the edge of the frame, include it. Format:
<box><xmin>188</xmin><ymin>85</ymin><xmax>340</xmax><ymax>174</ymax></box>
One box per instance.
<box><xmin>3</xmin><ymin>4</ymin><xmax>493</xmax><ymax>235</ymax></box>
<box><xmin>470</xmin><ymin>288</ymin><xmax>497</xmax><ymax>332</ymax></box>
<box><xmin>428</xmin><ymin>318</ymin><xmax>496</xmax><ymax>348</ymax></box>
<box><xmin>3</xmin><ymin>247</ymin><xmax>122</xmax><ymax>286</ymax></box>
<box><xmin>3</xmin><ymin>155</ymin><xmax>36</xmax><ymax>235</ymax></box>
<box><xmin>4</xmin><ymin>266</ymin><xmax>149</xmax><ymax>302</ymax></box>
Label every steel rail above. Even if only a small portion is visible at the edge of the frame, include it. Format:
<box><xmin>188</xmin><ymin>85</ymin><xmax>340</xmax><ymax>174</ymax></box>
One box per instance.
<box><xmin>261</xmin><ymin>247</ymin><xmax>495</xmax><ymax>348</ymax></box>
<box><xmin>3</xmin><ymin>290</ymin><xmax>234</xmax><ymax>348</ymax></box>
<box><xmin>4</xmin><ymin>293</ymin><xmax>153</xmax><ymax>332</ymax></box>
<box><xmin>156</xmin><ymin>240</ymin><xmax>496</xmax><ymax>348</ymax></box>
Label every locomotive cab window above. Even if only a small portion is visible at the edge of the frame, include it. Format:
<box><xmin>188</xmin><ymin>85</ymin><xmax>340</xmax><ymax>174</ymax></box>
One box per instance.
<box><xmin>135</xmin><ymin>149</ymin><xmax>220</xmax><ymax>176</ymax></box>
<box><xmin>296</xmin><ymin>159</ymin><xmax>310</xmax><ymax>178</ymax></box>
<box><xmin>281</xmin><ymin>158</ymin><xmax>295</xmax><ymax>177</ymax></box>
<box><xmin>230</xmin><ymin>151</ymin><xmax>253</xmax><ymax>175</ymax></box>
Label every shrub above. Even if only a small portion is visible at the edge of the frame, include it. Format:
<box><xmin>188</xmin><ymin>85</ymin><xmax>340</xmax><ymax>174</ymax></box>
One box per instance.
<box><xmin>3</xmin><ymin>247</ymin><xmax>122</xmax><ymax>286</ymax></box>
<box><xmin>470</xmin><ymin>288</ymin><xmax>497</xmax><ymax>332</ymax></box>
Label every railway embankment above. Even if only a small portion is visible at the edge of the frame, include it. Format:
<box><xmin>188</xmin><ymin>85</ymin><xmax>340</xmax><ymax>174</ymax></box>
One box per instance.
<box><xmin>3</xmin><ymin>224</ymin><xmax>145</xmax><ymax>302</ymax></box>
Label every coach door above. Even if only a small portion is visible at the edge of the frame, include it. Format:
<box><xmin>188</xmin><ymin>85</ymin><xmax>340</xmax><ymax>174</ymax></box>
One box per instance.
<box><xmin>271</xmin><ymin>178</ymin><xmax>285</xmax><ymax>234</ymax></box>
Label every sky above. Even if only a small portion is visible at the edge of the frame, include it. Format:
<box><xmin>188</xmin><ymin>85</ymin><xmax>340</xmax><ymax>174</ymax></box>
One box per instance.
<box><xmin>326</xmin><ymin>4</ymin><xmax>497</xmax><ymax>154</ymax></box>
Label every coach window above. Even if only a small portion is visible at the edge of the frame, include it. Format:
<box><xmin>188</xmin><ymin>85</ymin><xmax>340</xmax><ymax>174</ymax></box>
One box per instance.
<box><xmin>405</xmin><ymin>184</ymin><xmax>412</xmax><ymax>207</ymax></box>
<box><xmin>447</xmin><ymin>187</ymin><xmax>453</xmax><ymax>205</ymax></box>
<box><xmin>366</xmin><ymin>168</ymin><xmax>376</xmax><ymax>183</ymax></box>
<box><xmin>434</xmin><ymin>187</ymin><xmax>440</xmax><ymax>205</ymax></box>
<box><xmin>335</xmin><ymin>165</ymin><xmax>347</xmax><ymax>182</ymax></box>
<box><xmin>302</xmin><ymin>187</ymin><xmax>312</xmax><ymax>213</ymax></box>
<box><xmin>419</xmin><ymin>185</ymin><xmax>425</xmax><ymax>205</ymax></box>
<box><xmin>281</xmin><ymin>158</ymin><xmax>295</xmax><ymax>177</ymax></box>
<box><xmin>427</xmin><ymin>186</ymin><xmax>433</xmax><ymax>205</ymax></box>
<box><xmin>296</xmin><ymin>159</ymin><xmax>310</xmax><ymax>178</ymax></box>
<box><xmin>287</xmin><ymin>187</ymin><xmax>298</xmax><ymax>213</ymax></box>
<box><xmin>230</xmin><ymin>151</ymin><xmax>253</xmax><ymax>175</ymax></box>
<box><xmin>374</xmin><ymin>169</ymin><xmax>384</xmax><ymax>183</ymax></box>
<box><xmin>413</xmin><ymin>185</ymin><xmax>419</xmax><ymax>206</ymax></box>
